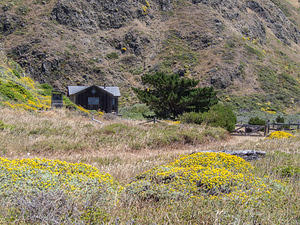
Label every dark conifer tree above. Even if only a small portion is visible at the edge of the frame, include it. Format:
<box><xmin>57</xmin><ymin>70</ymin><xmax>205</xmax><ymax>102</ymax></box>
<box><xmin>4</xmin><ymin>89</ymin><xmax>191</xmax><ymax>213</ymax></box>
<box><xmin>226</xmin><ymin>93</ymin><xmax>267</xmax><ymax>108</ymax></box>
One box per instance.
<box><xmin>132</xmin><ymin>72</ymin><xmax>218</xmax><ymax>118</ymax></box>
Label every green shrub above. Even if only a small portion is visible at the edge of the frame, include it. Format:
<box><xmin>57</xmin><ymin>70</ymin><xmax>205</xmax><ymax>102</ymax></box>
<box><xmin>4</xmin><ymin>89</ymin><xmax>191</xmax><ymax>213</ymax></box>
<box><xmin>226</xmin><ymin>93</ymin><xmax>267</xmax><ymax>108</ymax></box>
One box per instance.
<box><xmin>244</xmin><ymin>44</ymin><xmax>263</xmax><ymax>59</ymax></box>
<box><xmin>248</xmin><ymin>116</ymin><xmax>266</xmax><ymax>125</ymax></box>
<box><xmin>106</xmin><ymin>52</ymin><xmax>119</xmax><ymax>60</ymax></box>
<box><xmin>276</xmin><ymin>115</ymin><xmax>284</xmax><ymax>123</ymax></box>
<box><xmin>179</xmin><ymin>112</ymin><xmax>203</xmax><ymax>124</ymax></box>
<box><xmin>12</xmin><ymin>69</ymin><xmax>21</xmax><ymax>78</ymax></box>
<box><xmin>275</xmin><ymin>166</ymin><xmax>300</xmax><ymax>177</ymax></box>
<box><xmin>63</xmin><ymin>96</ymin><xmax>77</xmax><ymax>110</ymax></box>
<box><xmin>203</xmin><ymin>104</ymin><xmax>237</xmax><ymax>132</ymax></box>
<box><xmin>0</xmin><ymin>120</ymin><xmax>5</xmax><ymax>130</ymax></box>
<box><xmin>119</xmin><ymin>104</ymin><xmax>154</xmax><ymax>120</ymax></box>
<box><xmin>39</xmin><ymin>83</ymin><xmax>53</xmax><ymax>96</ymax></box>
<box><xmin>0</xmin><ymin>81</ymin><xmax>35</xmax><ymax>102</ymax></box>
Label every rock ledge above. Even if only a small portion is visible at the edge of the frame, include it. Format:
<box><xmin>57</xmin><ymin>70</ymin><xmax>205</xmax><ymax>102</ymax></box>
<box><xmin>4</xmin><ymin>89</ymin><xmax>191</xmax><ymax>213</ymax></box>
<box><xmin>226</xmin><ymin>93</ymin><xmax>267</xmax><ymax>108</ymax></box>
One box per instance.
<box><xmin>194</xmin><ymin>150</ymin><xmax>266</xmax><ymax>161</ymax></box>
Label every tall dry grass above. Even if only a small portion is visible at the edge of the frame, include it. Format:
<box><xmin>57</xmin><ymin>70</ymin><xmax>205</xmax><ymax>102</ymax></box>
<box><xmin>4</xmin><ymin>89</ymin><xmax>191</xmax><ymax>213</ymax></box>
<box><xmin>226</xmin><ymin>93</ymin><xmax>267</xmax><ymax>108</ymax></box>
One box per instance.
<box><xmin>0</xmin><ymin>107</ymin><xmax>228</xmax><ymax>181</ymax></box>
<box><xmin>0</xmin><ymin>107</ymin><xmax>299</xmax><ymax>224</ymax></box>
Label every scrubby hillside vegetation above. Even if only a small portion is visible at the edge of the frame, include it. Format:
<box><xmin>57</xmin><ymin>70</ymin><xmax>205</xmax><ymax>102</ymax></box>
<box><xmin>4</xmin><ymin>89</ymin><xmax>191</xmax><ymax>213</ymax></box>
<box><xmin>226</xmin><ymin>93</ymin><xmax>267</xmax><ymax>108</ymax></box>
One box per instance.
<box><xmin>0</xmin><ymin>50</ymin><xmax>51</xmax><ymax>110</ymax></box>
<box><xmin>0</xmin><ymin>0</ymin><xmax>300</xmax><ymax>223</ymax></box>
<box><xmin>0</xmin><ymin>0</ymin><xmax>300</xmax><ymax>113</ymax></box>
<box><xmin>0</xmin><ymin>106</ymin><xmax>299</xmax><ymax>223</ymax></box>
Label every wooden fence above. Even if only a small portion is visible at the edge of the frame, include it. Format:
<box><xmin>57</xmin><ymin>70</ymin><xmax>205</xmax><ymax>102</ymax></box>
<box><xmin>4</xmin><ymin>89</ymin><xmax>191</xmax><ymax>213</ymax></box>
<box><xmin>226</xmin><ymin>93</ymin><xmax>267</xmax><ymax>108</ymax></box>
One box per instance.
<box><xmin>232</xmin><ymin>122</ymin><xmax>300</xmax><ymax>137</ymax></box>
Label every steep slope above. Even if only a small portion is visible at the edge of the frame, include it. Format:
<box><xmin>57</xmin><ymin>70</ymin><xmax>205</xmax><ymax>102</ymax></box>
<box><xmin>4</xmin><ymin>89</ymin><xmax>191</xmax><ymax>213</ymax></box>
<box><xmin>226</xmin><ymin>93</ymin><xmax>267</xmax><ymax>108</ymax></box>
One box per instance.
<box><xmin>0</xmin><ymin>50</ymin><xmax>51</xmax><ymax>110</ymax></box>
<box><xmin>0</xmin><ymin>0</ymin><xmax>299</xmax><ymax>113</ymax></box>
<box><xmin>0</xmin><ymin>50</ymin><xmax>90</xmax><ymax>112</ymax></box>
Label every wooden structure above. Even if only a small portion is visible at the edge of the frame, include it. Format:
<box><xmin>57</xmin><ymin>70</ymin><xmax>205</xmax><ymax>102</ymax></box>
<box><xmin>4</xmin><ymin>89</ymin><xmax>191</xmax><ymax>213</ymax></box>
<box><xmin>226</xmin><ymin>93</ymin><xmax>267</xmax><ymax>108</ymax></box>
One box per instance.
<box><xmin>68</xmin><ymin>85</ymin><xmax>120</xmax><ymax>113</ymax></box>
<box><xmin>51</xmin><ymin>90</ymin><xmax>63</xmax><ymax>108</ymax></box>
<box><xmin>232</xmin><ymin>124</ymin><xmax>266</xmax><ymax>136</ymax></box>
<box><xmin>232</xmin><ymin>122</ymin><xmax>300</xmax><ymax>137</ymax></box>
<box><xmin>265</xmin><ymin>122</ymin><xmax>300</xmax><ymax>134</ymax></box>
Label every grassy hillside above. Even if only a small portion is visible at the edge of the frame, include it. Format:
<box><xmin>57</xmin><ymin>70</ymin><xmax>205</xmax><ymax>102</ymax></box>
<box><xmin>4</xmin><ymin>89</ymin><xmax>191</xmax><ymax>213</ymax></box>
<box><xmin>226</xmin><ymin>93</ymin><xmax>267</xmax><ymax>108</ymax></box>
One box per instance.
<box><xmin>0</xmin><ymin>51</ymin><xmax>92</xmax><ymax>114</ymax></box>
<box><xmin>0</xmin><ymin>51</ymin><xmax>51</xmax><ymax>110</ymax></box>
<box><xmin>0</xmin><ymin>0</ymin><xmax>299</xmax><ymax>113</ymax></box>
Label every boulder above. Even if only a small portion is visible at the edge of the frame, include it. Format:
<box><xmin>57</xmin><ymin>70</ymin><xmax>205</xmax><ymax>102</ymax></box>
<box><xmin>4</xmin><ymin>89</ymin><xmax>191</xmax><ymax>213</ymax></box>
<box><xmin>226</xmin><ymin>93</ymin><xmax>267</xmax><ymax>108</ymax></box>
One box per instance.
<box><xmin>194</xmin><ymin>150</ymin><xmax>266</xmax><ymax>161</ymax></box>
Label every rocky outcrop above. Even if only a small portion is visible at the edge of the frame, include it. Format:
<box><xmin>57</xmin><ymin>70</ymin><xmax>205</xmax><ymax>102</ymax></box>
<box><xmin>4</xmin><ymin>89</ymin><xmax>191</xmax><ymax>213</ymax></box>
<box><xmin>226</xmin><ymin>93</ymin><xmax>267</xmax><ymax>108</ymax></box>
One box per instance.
<box><xmin>8</xmin><ymin>41</ymin><xmax>101</xmax><ymax>90</ymax></box>
<box><xmin>51</xmin><ymin>0</ymin><xmax>140</xmax><ymax>32</ymax></box>
<box><xmin>246</xmin><ymin>1</ymin><xmax>300</xmax><ymax>45</ymax></box>
<box><xmin>192</xmin><ymin>0</ymin><xmax>300</xmax><ymax>45</ymax></box>
<box><xmin>0</xmin><ymin>13</ymin><xmax>25</xmax><ymax>36</ymax></box>
<box><xmin>195</xmin><ymin>150</ymin><xmax>266</xmax><ymax>161</ymax></box>
<box><xmin>209</xmin><ymin>65</ymin><xmax>243</xmax><ymax>89</ymax></box>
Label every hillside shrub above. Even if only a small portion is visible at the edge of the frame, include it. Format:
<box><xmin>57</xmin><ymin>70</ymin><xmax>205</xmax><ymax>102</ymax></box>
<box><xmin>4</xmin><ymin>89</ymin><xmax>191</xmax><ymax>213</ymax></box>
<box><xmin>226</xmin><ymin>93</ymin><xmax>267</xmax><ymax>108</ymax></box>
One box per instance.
<box><xmin>106</xmin><ymin>52</ymin><xmax>119</xmax><ymax>60</ymax></box>
<box><xmin>203</xmin><ymin>104</ymin><xmax>237</xmax><ymax>132</ymax></box>
<box><xmin>0</xmin><ymin>157</ymin><xmax>120</xmax><ymax>223</ymax></box>
<box><xmin>179</xmin><ymin>112</ymin><xmax>203</xmax><ymax>124</ymax></box>
<box><xmin>275</xmin><ymin>115</ymin><xmax>284</xmax><ymax>123</ymax></box>
<box><xmin>0</xmin><ymin>157</ymin><xmax>120</xmax><ymax>202</ymax></box>
<box><xmin>124</xmin><ymin>152</ymin><xmax>285</xmax><ymax>202</ymax></box>
<box><xmin>248</xmin><ymin>116</ymin><xmax>266</xmax><ymax>125</ymax></box>
<box><xmin>267</xmin><ymin>131</ymin><xmax>294</xmax><ymax>139</ymax></box>
<box><xmin>0</xmin><ymin>81</ymin><xmax>35</xmax><ymax>102</ymax></box>
<box><xmin>39</xmin><ymin>83</ymin><xmax>53</xmax><ymax>96</ymax></box>
<box><xmin>119</xmin><ymin>104</ymin><xmax>154</xmax><ymax>120</ymax></box>
<box><xmin>275</xmin><ymin>165</ymin><xmax>300</xmax><ymax>178</ymax></box>
<box><xmin>0</xmin><ymin>120</ymin><xmax>5</xmax><ymax>130</ymax></box>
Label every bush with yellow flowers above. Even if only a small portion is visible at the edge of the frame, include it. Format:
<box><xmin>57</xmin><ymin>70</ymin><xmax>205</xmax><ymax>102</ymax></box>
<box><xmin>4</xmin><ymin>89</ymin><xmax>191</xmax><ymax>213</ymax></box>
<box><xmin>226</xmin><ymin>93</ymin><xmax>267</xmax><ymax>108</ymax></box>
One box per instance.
<box><xmin>267</xmin><ymin>131</ymin><xmax>294</xmax><ymax>139</ymax></box>
<box><xmin>0</xmin><ymin>157</ymin><xmax>121</xmax><ymax>223</ymax></box>
<box><xmin>0</xmin><ymin>157</ymin><xmax>119</xmax><ymax>202</ymax></box>
<box><xmin>124</xmin><ymin>152</ymin><xmax>285</xmax><ymax>201</ymax></box>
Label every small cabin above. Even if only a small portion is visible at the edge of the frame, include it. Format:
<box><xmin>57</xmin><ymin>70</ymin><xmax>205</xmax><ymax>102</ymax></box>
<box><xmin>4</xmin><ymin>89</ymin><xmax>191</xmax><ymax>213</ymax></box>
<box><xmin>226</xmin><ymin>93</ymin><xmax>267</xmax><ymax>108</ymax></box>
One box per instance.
<box><xmin>68</xmin><ymin>85</ymin><xmax>120</xmax><ymax>113</ymax></box>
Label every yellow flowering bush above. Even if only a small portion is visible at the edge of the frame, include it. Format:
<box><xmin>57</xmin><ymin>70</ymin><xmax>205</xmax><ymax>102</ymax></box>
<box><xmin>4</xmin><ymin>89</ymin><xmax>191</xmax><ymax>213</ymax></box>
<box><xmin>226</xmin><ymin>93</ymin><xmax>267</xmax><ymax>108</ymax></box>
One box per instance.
<box><xmin>0</xmin><ymin>62</ymin><xmax>51</xmax><ymax>110</ymax></box>
<box><xmin>0</xmin><ymin>157</ymin><xmax>119</xmax><ymax>201</ymax></box>
<box><xmin>267</xmin><ymin>131</ymin><xmax>294</xmax><ymax>139</ymax></box>
<box><xmin>125</xmin><ymin>152</ymin><xmax>284</xmax><ymax>201</ymax></box>
<box><xmin>1</xmin><ymin>60</ymin><xmax>89</xmax><ymax>113</ymax></box>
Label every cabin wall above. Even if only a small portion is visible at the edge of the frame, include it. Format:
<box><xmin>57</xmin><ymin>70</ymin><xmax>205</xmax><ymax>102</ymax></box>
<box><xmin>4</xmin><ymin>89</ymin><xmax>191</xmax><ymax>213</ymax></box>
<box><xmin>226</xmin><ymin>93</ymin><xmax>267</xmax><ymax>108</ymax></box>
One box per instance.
<box><xmin>73</xmin><ymin>87</ymin><xmax>115</xmax><ymax>112</ymax></box>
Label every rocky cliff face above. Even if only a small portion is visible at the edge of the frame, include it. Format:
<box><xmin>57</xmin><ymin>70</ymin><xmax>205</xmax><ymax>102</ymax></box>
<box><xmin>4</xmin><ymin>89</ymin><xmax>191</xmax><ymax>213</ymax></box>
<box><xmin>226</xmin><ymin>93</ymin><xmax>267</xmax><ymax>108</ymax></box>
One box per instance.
<box><xmin>0</xmin><ymin>0</ymin><xmax>299</xmax><ymax>111</ymax></box>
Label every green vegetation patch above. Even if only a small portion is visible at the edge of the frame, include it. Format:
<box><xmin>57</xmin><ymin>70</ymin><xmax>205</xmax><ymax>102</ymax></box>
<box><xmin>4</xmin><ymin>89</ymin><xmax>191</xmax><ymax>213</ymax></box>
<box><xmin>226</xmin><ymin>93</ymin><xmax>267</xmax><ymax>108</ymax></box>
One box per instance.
<box><xmin>244</xmin><ymin>44</ymin><xmax>264</xmax><ymax>60</ymax></box>
<box><xmin>0</xmin><ymin>80</ymin><xmax>34</xmax><ymax>102</ymax></box>
<box><xmin>119</xmin><ymin>103</ymin><xmax>154</xmax><ymax>120</ymax></box>
<box><xmin>248</xmin><ymin>116</ymin><xmax>266</xmax><ymax>125</ymax></box>
<box><xmin>180</xmin><ymin>104</ymin><xmax>237</xmax><ymax>132</ymax></box>
<box><xmin>106</xmin><ymin>52</ymin><xmax>119</xmax><ymax>60</ymax></box>
<box><xmin>159</xmin><ymin>30</ymin><xmax>199</xmax><ymax>73</ymax></box>
<box><xmin>257</xmin><ymin>66</ymin><xmax>300</xmax><ymax>108</ymax></box>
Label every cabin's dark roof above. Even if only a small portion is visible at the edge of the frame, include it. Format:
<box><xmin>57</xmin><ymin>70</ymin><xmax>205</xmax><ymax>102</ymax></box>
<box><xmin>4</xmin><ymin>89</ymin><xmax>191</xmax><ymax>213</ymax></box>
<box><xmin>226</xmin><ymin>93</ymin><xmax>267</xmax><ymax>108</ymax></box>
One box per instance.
<box><xmin>68</xmin><ymin>86</ymin><xmax>121</xmax><ymax>97</ymax></box>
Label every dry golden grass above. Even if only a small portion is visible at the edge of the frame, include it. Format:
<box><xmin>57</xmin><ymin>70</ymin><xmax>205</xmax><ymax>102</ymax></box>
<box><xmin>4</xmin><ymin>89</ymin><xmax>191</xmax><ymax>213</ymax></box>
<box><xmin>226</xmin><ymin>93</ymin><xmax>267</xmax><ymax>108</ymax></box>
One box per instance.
<box><xmin>0</xmin><ymin>106</ymin><xmax>299</xmax><ymax>224</ymax></box>
<box><xmin>0</xmin><ymin>107</ymin><xmax>229</xmax><ymax>182</ymax></box>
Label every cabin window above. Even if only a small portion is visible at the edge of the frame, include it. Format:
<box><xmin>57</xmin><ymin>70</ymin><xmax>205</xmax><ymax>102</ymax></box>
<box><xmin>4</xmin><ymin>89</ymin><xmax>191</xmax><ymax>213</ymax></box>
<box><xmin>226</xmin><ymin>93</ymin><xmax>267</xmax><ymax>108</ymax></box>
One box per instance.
<box><xmin>88</xmin><ymin>97</ymin><xmax>99</xmax><ymax>105</ymax></box>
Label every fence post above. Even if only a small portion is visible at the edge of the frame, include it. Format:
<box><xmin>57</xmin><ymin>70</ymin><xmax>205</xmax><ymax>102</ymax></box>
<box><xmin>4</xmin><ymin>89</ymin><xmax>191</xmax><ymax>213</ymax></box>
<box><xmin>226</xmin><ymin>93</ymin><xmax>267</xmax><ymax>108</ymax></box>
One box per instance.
<box><xmin>264</xmin><ymin>122</ymin><xmax>269</xmax><ymax>137</ymax></box>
